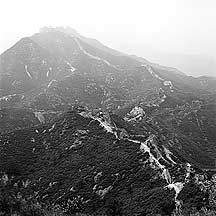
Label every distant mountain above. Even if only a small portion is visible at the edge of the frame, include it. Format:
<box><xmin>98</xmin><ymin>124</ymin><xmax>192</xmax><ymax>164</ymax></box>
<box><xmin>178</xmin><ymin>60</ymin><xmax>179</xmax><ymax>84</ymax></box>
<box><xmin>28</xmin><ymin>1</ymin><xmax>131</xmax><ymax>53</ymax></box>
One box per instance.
<box><xmin>1</xmin><ymin>27</ymin><xmax>215</xmax><ymax>108</ymax></box>
<box><xmin>130</xmin><ymin>54</ymin><xmax>186</xmax><ymax>76</ymax></box>
<box><xmin>141</xmin><ymin>48</ymin><xmax>216</xmax><ymax>77</ymax></box>
<box><xmin>174</xmin><ymin>54</ymin><xmax>216</xmax><ymax>77</ymax></box>
<box><xmin>41</xmin><ymin>27</ymin><xmax>188</xmax><ymax>76</ymax></box>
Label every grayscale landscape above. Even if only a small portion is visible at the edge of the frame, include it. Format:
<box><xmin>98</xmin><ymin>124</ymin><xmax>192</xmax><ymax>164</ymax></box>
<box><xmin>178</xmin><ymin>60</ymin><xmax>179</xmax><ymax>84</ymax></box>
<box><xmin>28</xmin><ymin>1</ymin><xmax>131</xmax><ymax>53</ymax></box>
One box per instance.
<box><xmin>0</xmin><ymin>1</ymin><xmax>216</xmax><ymax>215</ymax></box>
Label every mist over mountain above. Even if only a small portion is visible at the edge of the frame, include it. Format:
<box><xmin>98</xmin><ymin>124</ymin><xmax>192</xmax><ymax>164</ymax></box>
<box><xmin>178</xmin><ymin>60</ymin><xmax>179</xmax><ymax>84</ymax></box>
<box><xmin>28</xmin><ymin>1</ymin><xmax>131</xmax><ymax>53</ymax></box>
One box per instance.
<box><xmin>0</xmin><ymin>26</ymin><xmax>216</xmax><ymax>216</ymax></box>
<box><xmin>137</xmin><ymin>47</ymin><xmax>216</xmax><ymax>77</ymax></box>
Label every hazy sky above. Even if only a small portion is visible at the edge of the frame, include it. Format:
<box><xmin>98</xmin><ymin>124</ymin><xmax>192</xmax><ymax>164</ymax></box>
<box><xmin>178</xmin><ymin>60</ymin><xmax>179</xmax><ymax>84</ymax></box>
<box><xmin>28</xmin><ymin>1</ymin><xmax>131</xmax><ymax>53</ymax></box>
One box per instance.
<box><xmin>1</xmin><ymin>0</ymin><xmax>216</xmax><ymax>74</ymax></box>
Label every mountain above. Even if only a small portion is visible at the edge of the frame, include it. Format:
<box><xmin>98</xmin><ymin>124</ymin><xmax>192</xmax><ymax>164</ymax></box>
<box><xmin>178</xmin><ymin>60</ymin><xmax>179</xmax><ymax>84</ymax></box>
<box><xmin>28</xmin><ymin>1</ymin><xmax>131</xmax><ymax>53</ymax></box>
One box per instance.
<box><xmin>1</xmin><ymin>27</ymin><xmax>215</xmax><ymax>112</ymax></box>
<box><xmin>0</xmin><ymin>109</ymin><xmax>214</xmax><ymax>215</ymax></box>
<box><xmin>40</xmin><ymin>26</ymin><xmax>125</xmax><ymax>56</ymax></box>
<box><xmin>0</xmin><ymin>27</ymin><xmax>216</xmax><ymax>215</ymax></box>
<box><xmin>0</xmin><ymin>37</ymin><xmax>75</xmax><ymax>97</ymax></box>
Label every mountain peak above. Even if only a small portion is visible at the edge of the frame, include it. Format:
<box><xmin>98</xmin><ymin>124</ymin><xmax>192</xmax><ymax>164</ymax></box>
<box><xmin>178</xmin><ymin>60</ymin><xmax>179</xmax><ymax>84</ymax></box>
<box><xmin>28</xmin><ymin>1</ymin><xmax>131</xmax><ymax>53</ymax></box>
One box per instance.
<box><xmin>39</xmin><ymin>26</ymin><xmax>80</xmax><ymax>37</ymax></box>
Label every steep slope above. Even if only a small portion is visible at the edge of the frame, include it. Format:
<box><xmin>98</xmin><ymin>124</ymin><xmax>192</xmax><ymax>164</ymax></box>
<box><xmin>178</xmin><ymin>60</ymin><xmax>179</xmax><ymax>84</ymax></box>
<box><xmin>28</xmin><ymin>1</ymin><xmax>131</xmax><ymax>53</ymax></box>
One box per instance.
<box><xmin>1</xmin><ymin>27</ymin><xmax>216</xmax><ymax>215</ymax></box>
<box><xmin>0</xmin><ymin>30</ymin><xmax>178</xmax><ymax>112</ymax></box>
<box><xmin>39</xmin><ymin>26</ymin><xmax>125</xmax><ymax>56</ymax></box>
<box><xmin>0</xmin><ymin>108</ymin><xmax>62</xmax><ymax>134</ymax></box>
<box><xmin>0</xmin><ymin>37</ymin><xmax>75</xmax><ymax>97</ymax></box>
<box><xmin>1</xmin><ymin>109</ymin><xmax>214</xmax><ymax>215</ymax></box>
<box><xmin>115</xmin><ymin>102</ymin><xmax>216</xmax><ymax>170</ymax></box>
<box><xmin>1</xmin><ymin>27</ymin><xmax>215</xmax><ymax>112</ymax></box>
<box><xmin>0</xmin><ymin>28</ymin><xmax>215</xmax><ymax>141</ymax></box>
<box><xmin>32</xmin><ymin>28</ymin><xmax>216</xmax><ymax>94</ymax></box>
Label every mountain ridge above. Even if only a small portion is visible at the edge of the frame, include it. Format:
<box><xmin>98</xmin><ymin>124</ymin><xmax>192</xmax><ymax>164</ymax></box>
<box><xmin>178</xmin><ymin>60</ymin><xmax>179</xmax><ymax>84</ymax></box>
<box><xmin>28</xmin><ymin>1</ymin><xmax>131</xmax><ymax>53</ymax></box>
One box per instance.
<box><xmin>0</xmin><ymin>27</ymin><xmax>216</xmax><ymax>216</ymax></box>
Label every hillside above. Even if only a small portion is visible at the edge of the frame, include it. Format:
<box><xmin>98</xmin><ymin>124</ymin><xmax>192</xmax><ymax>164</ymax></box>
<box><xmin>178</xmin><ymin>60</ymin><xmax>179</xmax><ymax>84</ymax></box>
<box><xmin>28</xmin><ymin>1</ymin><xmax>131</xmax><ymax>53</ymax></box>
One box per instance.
<box><xmin>0</xmin><ymin>27</ymin><xmax>216</xmax><ymax>216</ymax></box>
